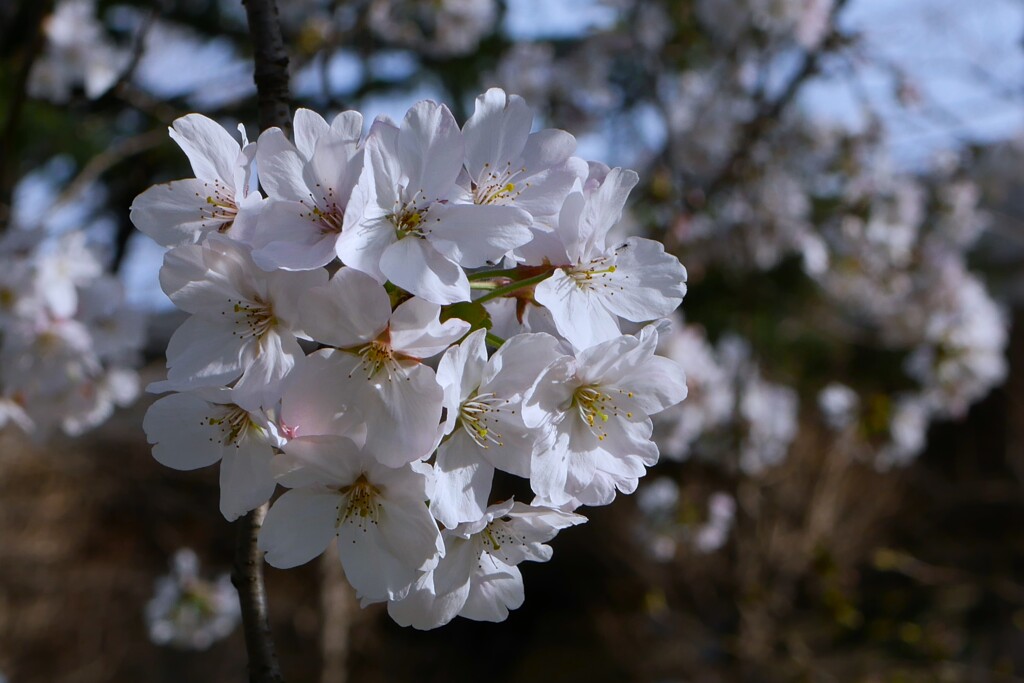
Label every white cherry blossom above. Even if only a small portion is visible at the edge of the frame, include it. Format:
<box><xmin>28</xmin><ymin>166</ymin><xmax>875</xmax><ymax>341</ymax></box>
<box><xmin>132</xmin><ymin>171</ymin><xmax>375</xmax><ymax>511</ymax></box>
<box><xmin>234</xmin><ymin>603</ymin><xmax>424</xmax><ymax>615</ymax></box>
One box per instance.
<box><xmin>298</xmin><ymin>267</ymin><xmax>469</xmax><ymax>464</ymax></box>
<box><xmin>143</xmin><ymin>387</ymin><xmax>278</xmax><ymax>521</ymax></box>
<box><xmin>152</xmin><ymin>235</ymin><xmax>325</xmax><ymax>404</ymax></box>
<box><xmin>250</xmin><ymin>109</ymin><xmax>363</xmax><ymax>271</ymax></box>
<box><xmin>387</xmin><ymin>501</ymin><xmax>585</xmax><ymax>629</ymax></box>
<box><xmin>337</xmin><ymin>101</ymin><xmax>533</xmax><ymax>304</ymax></box>
<box><xmin>431</xmin><ymin>329</ymin><xmax>562</xmax><ymax>528</ymax></box>
<box><xmin>523</xmin><ymin>326</ymin><xmax>687</xmax><ymax>506</ymax></box>
<box><xmin>533</xmin><ymin>167</ymin><xmax>688</xmax><ymax>350</ymax></box>
<box><xmin>131</xmin><ymin>114</ymin><xmax>262</xmax><ymax>247</ymax></box>
<box><xmin>260</xmin><ymin>435</ymin><xmax>444</xmax><ymax>605</ymax></box>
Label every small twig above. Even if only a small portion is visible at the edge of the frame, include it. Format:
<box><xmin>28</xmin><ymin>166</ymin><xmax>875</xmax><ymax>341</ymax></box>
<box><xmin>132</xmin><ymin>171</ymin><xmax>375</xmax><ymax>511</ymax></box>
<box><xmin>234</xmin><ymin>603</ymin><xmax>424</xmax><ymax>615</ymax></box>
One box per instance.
<box><xmin>691</xmin><ymin>0</ymin><xmax>852</xmax><ymax>210</ymax></box>
<box><xmin>53</xmin><ymin>129</ymin><xmax>167</xmax><ymax>209</ymax></box>
<box><xmin>232</xmin><ymin>503</ymin><xmax>285</xmax><ymax>683</ymax></box>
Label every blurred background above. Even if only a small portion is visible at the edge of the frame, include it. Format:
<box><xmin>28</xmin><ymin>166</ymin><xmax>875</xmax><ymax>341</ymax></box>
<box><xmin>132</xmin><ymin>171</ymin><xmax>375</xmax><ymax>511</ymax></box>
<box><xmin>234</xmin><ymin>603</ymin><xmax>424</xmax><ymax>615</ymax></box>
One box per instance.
<box><xmin>2</xmin><ymin>0</ymin><xmax>1024</xmax><ymax>681</ymax></box>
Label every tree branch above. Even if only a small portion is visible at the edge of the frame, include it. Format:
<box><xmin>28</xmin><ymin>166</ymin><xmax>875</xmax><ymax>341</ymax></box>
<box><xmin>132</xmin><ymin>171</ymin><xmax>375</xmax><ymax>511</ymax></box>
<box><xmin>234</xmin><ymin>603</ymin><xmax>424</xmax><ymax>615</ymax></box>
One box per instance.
<box><xmin>691</xmin><ymin>0</ymin><xmax>852</xmax><ymax>210</ymax></box>
<box><xmin>234</xmin><ymin>1</ymin><xmax>293</xmax><ymax>680</ymax></box>
<box><xmin>243</xmin><ymin>0</ymin><xmax>292</xmax><ymax>133</ymax></box>
<box><xmin>232</xmin><ymin>503</ymin><xmax>285</xmax><ymax>683</ymax></box>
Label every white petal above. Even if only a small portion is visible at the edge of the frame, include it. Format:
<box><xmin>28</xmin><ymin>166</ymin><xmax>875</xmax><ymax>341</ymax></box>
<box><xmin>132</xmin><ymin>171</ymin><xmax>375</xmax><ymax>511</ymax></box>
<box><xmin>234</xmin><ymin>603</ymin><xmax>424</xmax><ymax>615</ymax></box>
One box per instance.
<box><xmin>389</xmin><ymin>296</ymin><xmax>471</xmax><ymax>359</ymax></box>
<box><xmin>293</xmin><ymin>108</ymin><xmax>330</xmax><ymax>159</ymax></box>
<box><xmin>169</xmin><ymin>114</ymin><xmax>242</xmax><ymax>184</ymax></box>
<box><xmin>143</xmin><ymin>392</ymin><xmax>225</xmax><ymax>470</ymax></box>
<box><xmin>218</xmin><ymin>438</ymin><xmax>276</xmax><ymax>521</ymax></box>
<box><xmin>130</xmin><ymin>179</ymin><xmax>222</xmax><ymax>247</ymax></box>
<box><xmin>432</xmin><ymin>434</ymin><xmax>494</xmax><ymax>529</ymax></box>
<box><xmin>459</xmin><ymin>558</ymin><xmax>523</xmax><ymax>622</ymax></box>
<box><xmin>380</xmin><ymin>236</ymin><xmax>470</xmax><ymax>305</ymax></box>
<box><xmin>259</xmin><ymin>488</ymin><xmax>340</xmax><ymax>568</ymax></box>
<box><xmin>463</xmin><ymin>88</ymin><xmax>532</xmax><ymax>178</ymax></box>
<box><xmin>298</xmin><ymin>268</ymin><xmax>391</xmax><ymax>348</ymax></box>
<box><xmin>429</xmin><ymin>204</ymin><xmax>533</xmax><ymax>268</ymax></box>
<box><xmin>534</xmin><ymin>269</ymin><xmax>622</xmax><ymax>350</ymax></box>
<box><xmin>397</xmin><ymin>100</ymin><xmax>464</xmax><ymax>202</ymax></box>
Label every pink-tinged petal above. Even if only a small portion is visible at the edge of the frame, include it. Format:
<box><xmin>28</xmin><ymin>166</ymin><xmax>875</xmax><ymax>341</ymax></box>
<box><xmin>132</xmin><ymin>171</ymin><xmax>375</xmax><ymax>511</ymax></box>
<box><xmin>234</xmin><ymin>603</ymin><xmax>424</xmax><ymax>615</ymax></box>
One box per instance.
<box><xmin>534</xmin><ymin>268</ymin><xmax>622</xmax><ymax>350</ymax></box>
<box><xmin>280</xmin><ymin>350</ymin><xmax>364</xmax><ymax>440</ymax></box>
<box><xmin>259</xmin><ymin>488</ymin><xmax>340</xmax><ymax>568</ymax></box>
<box><xmin>143</xmin><ymin>392</ymin><xmax>225</xmax><ymax>470</ymax></box>
<box><xmin>130</xmin><ymin>179</ymin><xmax>223</xmax><ymax>247</ymax></box>
<box><xmin>381</xmin><ymin>237</ymin><xmax>470</xmax><ymax>305</ymax></box>
<box><xmin>276</xmin><ymin>434</ymin><xmax>367</xmax><ymax>488</ymax></box>
<box><xmin>169</xmin><ymin>114</ymin><xmax>243</xmax><ymax>184</ymax></box>
<box><xmin>254</xmin><ymin>128</ymin><xmax>309</xmax><ymax>203</ymax></box>
<box><xmin>460</xmin><ymin>558</ymin><xmax>523</xmax><ymax>622</ymax></box>
<box><xmin>298</xmin><ymin>268</ymin><xmax>391</xmax><ymax>348</ymax></box>
<box><xmin>292</xmin><ymin>108</ymin><xmax>330</xmax><ymax>159</ymax></box>
<box><xmin>429</xmin><ymin>204</ymin><xmax>533</xmax><ymax>268</ymax></box>
<box><xmin>218</xmin><ymin>437</ymin><xmax>276</xmax><ymax>521</ymax></box>
<box><xmin>334</xmin><ymin>355</ymin><xmax>444</xmax><ymax>466</ymax></box>
<box><xmin>397</xmin><ymin>101</ymin><xmax>464</xmax><ymax>202</ymax></box>
<box><xmin>390</xmin><ymin>296</ymin><xmax>471</xmax><ymax>359</ymax></box>
<box><xmin>432</xmin><ymin>434</ymin><xmax>494</xmax><ymax>529</ymax></box>
<box><xmin>463</xmin><ymin>88</ymin><xmax>533</xmax><ymax>178</ymax></box>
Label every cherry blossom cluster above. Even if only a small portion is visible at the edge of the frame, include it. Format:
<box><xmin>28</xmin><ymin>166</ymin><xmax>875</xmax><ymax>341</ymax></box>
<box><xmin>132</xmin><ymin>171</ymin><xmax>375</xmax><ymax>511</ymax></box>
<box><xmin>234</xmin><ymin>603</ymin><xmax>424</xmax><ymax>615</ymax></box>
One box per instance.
<box><xmin>634</xmin><ymin>478</ymin><xmax>737</xmax><ymax>561</ymax></box>
<box><xmin>136</xmin><ymin>89</ymin><xmax>689</xmax><ymax>628</ymax></box>
<box><xmin>145</xmin><ymin>548</ymin><xmax>240</xmax><ymax>650</ymax></box>
<box><xmin>28</xmin><ymin>0</ymin><xmax>129</xmax><ymax>103</ymax></box>
<box><xmin>0</xmin><ymin>227</ymin><xmax>143</xmax><ymax>436</ymax></box>
<box><xmin>654</xmin><ymin>318</ymin><xmax>799</xmax><ymax>474</ymax></box>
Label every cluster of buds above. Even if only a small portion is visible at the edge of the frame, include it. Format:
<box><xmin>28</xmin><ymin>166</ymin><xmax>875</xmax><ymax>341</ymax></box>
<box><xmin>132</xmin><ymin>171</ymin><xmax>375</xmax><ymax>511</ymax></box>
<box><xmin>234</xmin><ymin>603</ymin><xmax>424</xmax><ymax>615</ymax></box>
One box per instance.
<box><xmin>135</xmin><ymin>89</ymin><xmax>689</xmax><ymax>628</ymax></box>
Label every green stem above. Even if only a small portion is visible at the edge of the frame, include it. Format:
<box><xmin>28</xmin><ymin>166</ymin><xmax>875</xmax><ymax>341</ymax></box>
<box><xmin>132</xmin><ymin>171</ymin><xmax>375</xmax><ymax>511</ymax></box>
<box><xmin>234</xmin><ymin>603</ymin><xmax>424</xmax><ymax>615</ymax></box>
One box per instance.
<box><xmin>485</xmin><ymin>332</ymin><xmax>506</xmax><ymax>348</ymax></box>
<box><xmin>468</xmin><ymin>280</ymin><xmax>499</xmax><ymax>290</ymax></box>
<box><xmin>468</xmin><ymin>267</ymin><xmax>521</xmax><ymax>281</ymax></box>
<box><xmin>474</xmin><ymin>272</ymin><xmax>551</xmax><ymax>305</ymax></box>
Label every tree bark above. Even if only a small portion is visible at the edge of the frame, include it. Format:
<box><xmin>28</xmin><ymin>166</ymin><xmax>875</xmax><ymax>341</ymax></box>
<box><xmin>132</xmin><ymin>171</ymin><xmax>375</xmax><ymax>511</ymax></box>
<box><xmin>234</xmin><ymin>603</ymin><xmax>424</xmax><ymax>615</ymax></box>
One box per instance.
<box><xmin>232</xmin><ymin>503</ymin><xmax>285</xmax><ymax>683</ymax></box>
<box><xmin>234</xmin><ymin>0</ymin><xmax>293</xmax><ymax>680</ymax></box>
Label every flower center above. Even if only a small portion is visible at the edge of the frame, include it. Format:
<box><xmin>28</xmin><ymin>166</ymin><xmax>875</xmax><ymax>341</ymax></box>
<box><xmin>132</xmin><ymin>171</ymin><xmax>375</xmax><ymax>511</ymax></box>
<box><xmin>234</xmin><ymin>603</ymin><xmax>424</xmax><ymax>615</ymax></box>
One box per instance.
<box><xmin>228</xmin><ymin>296</ymin><xmax>276</xmax><ymax>340</ymax></box>
<box><xmin>206</xmin><ymin>404</ymin><xmax>258</xmax><ymax>447</ymax></box>
<box><xmin>572</xmin><ymin>385</ymin><xmax>617</xmax><ymax>441</ymax></box>
<box><xmin>458</xmin><ymin>392</ymin><xmax>508</xmax><ymax>448</ymax></box>
<box><xmin>199</xmin><ymin>179</ymin><xmax>238</xmax><ymax>232</ymax></box>
<box><xmin>473</xmin><ymin>161</ymin><xmax>528</xmax><ymax>206</ymax></box>
<box><xmin>337</xmin><ymin>475</ymin><xmax>381</xmax><ymax>529</ymax></box>
<box><xmin>567</xmin><ymin>256</ymin><xmax>618</xmax><ymax>291</ymax></box>
<box><xmin>354</xmin><ymin>341</ymin><xmax>400</xmax><ymax>381</ymax></box>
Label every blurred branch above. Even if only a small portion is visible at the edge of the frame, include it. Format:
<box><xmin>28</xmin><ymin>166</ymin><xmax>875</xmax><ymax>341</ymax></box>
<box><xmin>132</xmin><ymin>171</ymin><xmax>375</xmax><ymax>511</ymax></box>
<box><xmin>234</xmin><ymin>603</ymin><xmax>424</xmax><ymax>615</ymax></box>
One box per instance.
<box><xmin>692</xmin><ymin>0</ymin><xmax>851</xmax><ymax>210</ymax></box>
<box><xmin>54</xmin><ymin>129</ymin><xmax>166</xmax><ymax>210</ymax></box>
<box><xmin>232</xmin><ymin>503</ymin><xmax>285</xmax><ymax>683</ymax></box>
<box><xmin>0</xmin><ymin>0</ymin><xmax>54</xmax><ymax>229</ymax></box>
<box><xmin>243</xmin><ymin>0</ymin><xmax>292</xmax><ymax>134</ymax></box>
